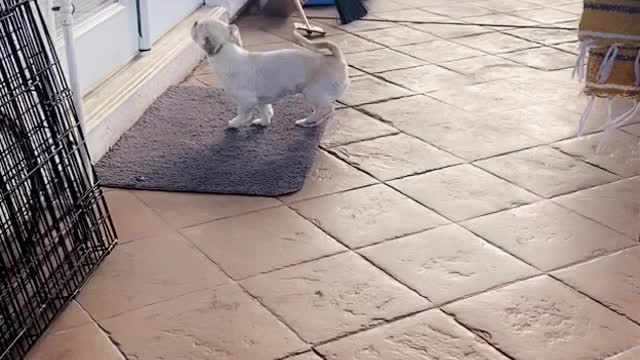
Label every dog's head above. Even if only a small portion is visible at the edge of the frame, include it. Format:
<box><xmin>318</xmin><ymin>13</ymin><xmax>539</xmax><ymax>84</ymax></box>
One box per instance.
<box><xmin>191</xmin><ymin>18</ymin><xmax>242</xmax><ymax>56</ymax></box>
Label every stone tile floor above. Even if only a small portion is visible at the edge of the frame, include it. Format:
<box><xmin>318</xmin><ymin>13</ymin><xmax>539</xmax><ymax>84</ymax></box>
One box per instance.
<box><xmin>27</xmin><ymin>0</ymin><xmax>640</xmax><ymax>359</ymax></box>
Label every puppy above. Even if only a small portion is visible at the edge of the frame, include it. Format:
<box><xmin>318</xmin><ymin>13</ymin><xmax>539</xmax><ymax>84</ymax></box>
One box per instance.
<box><xmin>191</xmin><ymin>19</ymin><xmax>348</xmax><ymax>128</ymax></box>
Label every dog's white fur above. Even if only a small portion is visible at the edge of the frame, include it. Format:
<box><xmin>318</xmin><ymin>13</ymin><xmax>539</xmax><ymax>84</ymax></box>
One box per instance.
<box><xmin>191</xmin><ymin>19</ymin><xmax>348</xmax><ymax>128</ymax></box>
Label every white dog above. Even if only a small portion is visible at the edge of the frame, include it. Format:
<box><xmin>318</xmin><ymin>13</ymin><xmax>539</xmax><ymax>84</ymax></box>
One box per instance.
<box><xmin>191</xmin><ymin>18</ymin><xmax>349</xmax><ymax>128</ymax></box>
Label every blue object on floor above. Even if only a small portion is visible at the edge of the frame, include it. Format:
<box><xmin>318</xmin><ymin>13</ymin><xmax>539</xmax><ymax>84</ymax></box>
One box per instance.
<box><xmin>304</xmin><ymin>0</ymin><xmax>335</xmax><ymax>7</ymax></box>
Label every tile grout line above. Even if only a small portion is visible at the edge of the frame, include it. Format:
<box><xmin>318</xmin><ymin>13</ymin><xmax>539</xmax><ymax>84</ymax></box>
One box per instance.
<box><xmin>441</xmin><ymin>308</ymin><xmax>518</xmax><ymax>360</ymax></box>
<box><xmin>548</xmin><ymin>272</ymin><xmax>640</xmax><ymax>328</ymax></box>
<box><xmin>75</xmin><ymin>301</ymin><xmax>131</xmax><ymax>360</ymax></box>
<box><xmin>172</xmin><ymin>229</ymin><xmax>314</xmax><ymax>353</ymax></box>
<box><xmin>285</xmin><ymin>201</ymin><xmax>436</xmax><ymax>303</ymax></box>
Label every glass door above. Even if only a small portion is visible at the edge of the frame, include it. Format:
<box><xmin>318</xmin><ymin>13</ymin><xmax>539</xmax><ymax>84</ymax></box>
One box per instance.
<box><xmin>46</xmin><ymin>0</ymin><xmax>204</xmax><ymax>95</ymax></box>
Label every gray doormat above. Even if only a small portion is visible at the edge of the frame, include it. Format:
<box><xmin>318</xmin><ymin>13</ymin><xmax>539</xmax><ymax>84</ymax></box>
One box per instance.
<box><xmin>95</xmin><ymin>86</ymin><xmax>324</xmax><ymax>196</ymax></box>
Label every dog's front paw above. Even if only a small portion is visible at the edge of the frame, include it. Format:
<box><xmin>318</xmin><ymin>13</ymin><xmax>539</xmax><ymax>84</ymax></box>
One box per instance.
<box><xmin>251</xmin><ymin>118</ymin><xmax>270</xmax><ymax>127</ymax></box>
<box><xmin>227</xmin><ymin>118</ymin><xmax>243</xmax><ymax>128</ymax></box>
<box><xmin>295</xmin><ymin>118</ymin><xmax>320</xmax><ymax>127</ymax></box>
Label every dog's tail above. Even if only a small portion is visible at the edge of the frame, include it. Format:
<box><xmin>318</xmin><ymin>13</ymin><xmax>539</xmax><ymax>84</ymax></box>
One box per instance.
<box><xmin>293</xmin><ymin>31</ymin><xmax>344</xmax><ymax>62</ymax></box>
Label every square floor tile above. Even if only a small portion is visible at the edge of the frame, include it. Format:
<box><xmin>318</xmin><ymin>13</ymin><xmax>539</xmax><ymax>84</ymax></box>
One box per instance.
<box><xmin>441</xmin><ymin>55</ymin><xmax>531</xmax><ymax>82</ymax></box>
<box><xmin>476</xmin><ymin>147</ymin><xmax>620</xmax><ymax>198</ymax></box>
<box><xmin>407</xmin><ymin>22</ymin><xmax>492</xmax><ymax>39</ymax></box>
<box><xmin>505</xmin><ymin>68</ymin><xmax>580</xmax><ymax>102</ymax></box>
<box><xmin>490</xmin><ymin>102</ymin><xmax>579</xmax><ymax>142</ymax></box>
<box><xmin>464</xmin><ymin>13</ymin><xmax>540</xmax><ymax>29</ymax></box>
<box><xmin>506</xmin><ymin>27</ymin><xmax>578</xmax><ymax>45</ymax></box>
<box><xmin>134</xmin><ymin>191</ymin><xmax>280</xmax><ymax>229</ymax></box>
<box><xmin>454</xmin><ymin>32</ymin><xmax>538</xmax><ymax>54</ymax></box>
<box><xmin>428</xmin><ymin>80</ymin><xmax>534</xmax><ymax>112</ymax></box>
<box><xmin>379</xmin><ymin>64</ymin><xmax>472</xmax><ymax>93</ymax></box>
<box><xmin>346</xmin><ymin>49</ymin><xmax>425</xmax><ymax>73</ymax></box>
<box><xmin>357</xmin><ymin>26</ymin><xmax>437</xmax><ymax>47</ymax></box>
<box><xmin>317</xmin><ymin>309</ymin><xmax>509</xmax><ymax>359</ymax></box>
<box><xmin>322</xmin><ymin>108</ymin><xmax>398</xmax><ymax>148</ymax></box>
<box><xmin>292</xmin><ymin>184</ymin><xmax>448</xmax><ymax>248</ymax></box>
<box><xmin>100</xmin><ymin>285</ymin><xmax>307</xmax><ymax>360</ymax></box>
<box><xmin>375</xmin><ymin>8</ymin><xmax>449</xmax><ymax>22</ymax></box>
<box><xmin>501</xmin><ymin>46</ymin><xmax>576</xmax><ymax>70</ymax></box>
<box><xmin>554</xmin><ymin>247</ymin><xmax>640</xmax><ymax>323</ymax></box>
<box><xmin>427</xmin><ymin>3</ymin><xmax>495</xmax><ymax>18</ymax></box>
<box><xmin>241</xmin><ymin>252</ymin><xmax>430</xmax><ymax>343</ymax></box>
<box><xmin>279</xmin><ymin>151</ymin><xmax>377</xmax><ymax>203</ymax></box>
<box><xmin>444</xmin><ymin>276</ymin><xmax>640</xmax><ymax>360</ymax></box>
<box><xmin>512</xmin><ymin>8</ymin><xmax>578</xmax><ymax>24</ymax></box>
<box><xmin>609</xmin><ymin>347</ymin><xmax>640</xmax><ymax>360</ymax></box>
<box><xmin>552</xmin><ymin>2</ymin><xmax>584</xmax><ymax>15</ymax></box>
<box><xmin>104</xmin><ymin>190</ymin><xmax>171</xmax><ymax>243</ymax></box>
<box><xmin>48</xmin><ymin>301</ymin><xmax>92</xmax><ymax>333</ymax></box>
<box><xmin>319</xmin><ymin>15</ymin><xmax>396</xmax><ymax>33</ymax></box>
<box><xmin>396</xmin><ymin>40</ymin><xmax>484</xmax><ymax>63</ymax></box>
<box><xmin>363</xmin><ymin>96</ymin><xmax>542</xmax><ymax>160</ymax></box>
<box><xmin>181</xmin><ymin>207</ymin><xmax>344</xmax><ymax>279</ymax></box>
<box><xmin>553</xmin><ymin>41</ymin><xmax>579</xmax><ymax>54</ymax></box>
<box><xmin>476</xmin><ymin>0</ymin><xmax>541</xmax><ymax>12</ymax></box>
<box><xmin>554</xmin><ymin>177</ymin><xmax>640</xmax><ymax>240</ymax></box>
<box><xmin>553</xmin><ymin>130</ymin><xmax>640</xmax><ymax>178</ymax></box>
<box><xmin>78</xmin><ymin>233</ymin><xmax>228</xmax><ymax>320</ymax></box>
<box><xmin>463</xmin><ymin>201</ymin><xmax>635</xmax><ymax>271</ymax></box>
<box><xmin>361</xmin><ymin>225</ymin><xmax>537</xmax><ymax>303</ymax></box>
<box><xmin>325</xmin><ymin>33</ymin><xmax>383</xmax><ymax>54</ymax></box>
<box><xmin>26</xmin><ymin>323</ymin><xmax>124</xmax><ymax>360</ymax></box>
<box><xmin>331</xmin><ymin>133</ymin><xmax>462</xmax><ymax>181</ymax></box>
<box><xmin>366</xmin><ymin>0</ymin><xmax>412</xmax><ymax>14</ymax></box>
<box><xmin>390</xmin><ymin>164</ymin><xmax>539</xmax><ymax>221</ymax></box>
<box><xmin>340</xmin><ymin>76</ymin><xmax>414</xmax><ymax>106</ymax></box>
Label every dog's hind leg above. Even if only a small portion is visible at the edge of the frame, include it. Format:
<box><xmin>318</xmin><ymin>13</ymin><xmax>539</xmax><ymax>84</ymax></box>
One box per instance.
<box><xmin>296</xmin><ymin>99</ymin><xmax>334</xmax><ymax>127</ymax></box>
<box><xmin>251</xmin><ymin>104</ymin><xmax>274</xmax><ymax>127</ymax></box>
<box><xmin>228</xmin><ymin>104</ymin><xmax>256</xmax><ymax>128</ymax></box>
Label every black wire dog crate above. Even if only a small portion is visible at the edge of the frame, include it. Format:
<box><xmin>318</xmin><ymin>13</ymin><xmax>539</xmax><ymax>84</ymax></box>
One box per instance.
<box><xmin>0</xmin><ymin>1</ymin><xmax>117</xmax><ymax>359</ymax></box>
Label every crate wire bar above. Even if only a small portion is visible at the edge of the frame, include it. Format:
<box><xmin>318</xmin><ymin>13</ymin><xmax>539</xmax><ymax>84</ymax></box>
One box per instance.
<box><xmin>0</xmin><ymin>1</ymin><xmax>117</xmax><ymax>359</ymax></box>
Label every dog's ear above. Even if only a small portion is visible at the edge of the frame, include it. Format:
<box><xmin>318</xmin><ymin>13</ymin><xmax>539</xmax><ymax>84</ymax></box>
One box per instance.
<box><xmin>228</xmin><ymin>24</ymin><xmax>243</xmax><ymax>46</ymax></box>
<box><xmin>220</xmin><ymin>10</ymin><xmax>230</xmax><ymax>23</ymax></box>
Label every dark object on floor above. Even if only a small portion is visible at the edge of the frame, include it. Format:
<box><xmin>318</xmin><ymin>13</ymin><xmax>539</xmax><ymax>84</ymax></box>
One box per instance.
<box><xmin>335</xmin><ymin>0</ymin><xmax>367</xmax><ymax>24</ymax></box>
<box><xmin>0</xmin><ymin>1</ymin><xmax>117</xmax><ymax>359</ymax></box>
<box><xmin>95</xmin><ymin>86</ymin><xmax>325</xmax><ymax>196</ymax></box>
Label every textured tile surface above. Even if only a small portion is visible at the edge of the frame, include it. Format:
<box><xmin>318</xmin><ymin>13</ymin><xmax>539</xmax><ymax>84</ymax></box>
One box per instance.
<box><xmin>181</xmin><ymin>207</ymin><xmax>344</xmax><ymax>279</ymax></box>
<box><xmin>361</xmin><ymin>225</ymin><xmax>537</xmax><ymax>303</ymax></box>
<box><xmin>554</xmin><ymin>247</ymin><xmax>640</xmax><ymax>323</ymax></box>
<box><xmin>78</xmin><ymin>233</ymin><xmax>228</xmax><ymax>320</ymax></box>
<box><xmin>476</xmin><ymin>147</ymin><xmax>619</xmax><ymax>198</ymax></box>
<box><xmin>331</xmin><ymin>133</ymin><xmax>462</xmax><ymax>180</ymax></box>
<box><xmin>554</xmin><ymin>178</ymin><xmax>640</xmax><ymax>239</ymax></box>
<box><xmin>464</xmin><ymin>201</ymin><xmax>635</xmax><ymax>270</ymax></box>
<box><xmin>445</xmin><ymin>276</ymin><xmax>640</xmax><ymax>360</ymax></box>
<box><xmin>241</xmin><ymin>252</ymin><xmax>429</xmax><ymax>343</ymax></box>
<box><xmin>292</xmin><ymin>184</ymin><xmax>448</xmax><ymax>248</ymax></box>
<box><xmin>101</xmin><ymin>285</ymin><xmax>307</xmax><ymax>360</ymax></box>
<box><xmin>390</xmin><ymin>165</ymin><xmax>539</xmax><ymax>221</ymax></box>
<box><xmin>317</xmin><ymin>310</ymin><xmax>510</xmax><ymax>360</ymax></box>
